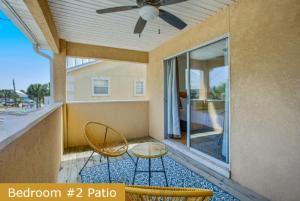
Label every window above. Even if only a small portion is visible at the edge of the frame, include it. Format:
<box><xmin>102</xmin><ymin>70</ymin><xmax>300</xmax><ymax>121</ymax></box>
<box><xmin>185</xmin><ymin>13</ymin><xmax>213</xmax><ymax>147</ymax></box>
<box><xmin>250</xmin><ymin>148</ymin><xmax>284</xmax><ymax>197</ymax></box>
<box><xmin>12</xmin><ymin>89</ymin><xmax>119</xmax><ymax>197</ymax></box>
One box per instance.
<box><xmin>165</xmin><ymin>37</ymin><xmax>230</xmax><ymax>165</ymax></box>
<box><xmin>92</xmin><ymin>78</ymin><xmax>110</xmax><ymax>96</ymax></box>
<box><xmin>189</xmin><ymin>69</ymin><xmax>204</xmax><ymax>100</ymax></box>
<box><xmin>67</xmin><ymin>57</ymin><xmax>96</xmax><ymax>69</ymax></box>
<box><xmin>66</xmin><ymin>57</ymin><xmax>147</xmax><ymax>101</ymax></box>
<box><xmin>134</xmin><ymin>80</ymin><xmax>145</xmax><ymax>96</ymax></box>
<box><xmin>208</xmin><ymin>66</ymin><xmax>228</xmax><ymax>100</ymax></box>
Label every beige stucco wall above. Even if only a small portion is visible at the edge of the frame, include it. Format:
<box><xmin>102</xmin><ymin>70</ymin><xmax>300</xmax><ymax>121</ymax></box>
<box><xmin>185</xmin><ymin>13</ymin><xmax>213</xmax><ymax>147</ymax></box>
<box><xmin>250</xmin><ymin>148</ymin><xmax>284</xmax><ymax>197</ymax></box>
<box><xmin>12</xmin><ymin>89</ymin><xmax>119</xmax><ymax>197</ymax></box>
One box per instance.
<box><xmin>53</xmin><ymin>40</ymin><xmax>67</xmax><ymax>102</ymax></box>
<box><xmin>0</xmin><ymin>107</ymin><xmax>63</xmax><ymax>182</ymax></box>
<box><xmin>66</xmin><ymin>101</ymin><xmax>149</xmax><ymax>147</ymax></box>
<box><xmin>67</xmin><ymin>60</ymin><xmax>147</xmax><ymax>101</ymax></box>
<box><xmin>148</xmin><ymin>0</ymin><xmax>300</xmax><ymax>200</ymax></box>
<box><xmin>66</xmin><ymin>41</ymin><xmax>149</xmax><ymax>63</ymax></box>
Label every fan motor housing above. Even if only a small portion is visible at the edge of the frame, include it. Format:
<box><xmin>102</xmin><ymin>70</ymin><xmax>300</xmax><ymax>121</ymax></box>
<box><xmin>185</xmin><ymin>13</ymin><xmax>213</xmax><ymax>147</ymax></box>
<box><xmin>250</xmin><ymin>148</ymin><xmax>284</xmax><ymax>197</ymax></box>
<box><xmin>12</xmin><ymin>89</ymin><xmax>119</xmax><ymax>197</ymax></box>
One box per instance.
<box><xmin>139</xmin><ymin>5</ymin><xmax>159</xmax><ymax>21</ymax></box>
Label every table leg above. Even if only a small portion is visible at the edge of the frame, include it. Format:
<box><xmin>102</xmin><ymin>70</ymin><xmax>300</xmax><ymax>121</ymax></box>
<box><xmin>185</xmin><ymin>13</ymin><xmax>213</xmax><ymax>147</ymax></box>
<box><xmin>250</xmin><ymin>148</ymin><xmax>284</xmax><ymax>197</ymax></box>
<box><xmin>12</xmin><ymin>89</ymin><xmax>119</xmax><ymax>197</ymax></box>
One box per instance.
<box><xmin>148</xmin><ymin>158</ymin><xmax>151</xmax><ymax>186</ymax></box>
<box><xmin>107</xmin><ymin>156</ymin><xmax>111</xmax><ymax>183</ymax></box>
<box><xmin>161</xmin><ymin>156</ymin><xmax>168</xmax><ymax>187</ymax></box>
<box><xmin>132</xmin><ymin>157</ymin><xmax>139</xmax><ymax>185</ymax></box>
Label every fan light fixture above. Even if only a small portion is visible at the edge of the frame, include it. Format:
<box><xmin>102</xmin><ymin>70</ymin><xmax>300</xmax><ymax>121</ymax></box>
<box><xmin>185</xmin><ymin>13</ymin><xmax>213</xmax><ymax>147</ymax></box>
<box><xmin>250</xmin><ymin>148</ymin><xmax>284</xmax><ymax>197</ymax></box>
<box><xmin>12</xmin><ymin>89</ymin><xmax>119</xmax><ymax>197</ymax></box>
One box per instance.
<box><xmin>96</xmin><ymin>0</ymin><xmax>188</xmax><ymax>34</ymax></box>
<box><xmin>139</xmin><ymin>5</ymin><xmax>159</xmax><ymax>21</ymax></box>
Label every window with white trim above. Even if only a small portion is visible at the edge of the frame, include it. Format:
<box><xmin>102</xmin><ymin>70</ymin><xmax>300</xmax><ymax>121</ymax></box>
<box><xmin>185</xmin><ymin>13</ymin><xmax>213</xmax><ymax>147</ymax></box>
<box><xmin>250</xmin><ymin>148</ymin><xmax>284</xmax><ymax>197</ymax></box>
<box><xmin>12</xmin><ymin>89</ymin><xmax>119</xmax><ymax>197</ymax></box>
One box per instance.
<box><xmin>134</xmin><ymin>80</ymin><xmax>145</xmax><ymax>96</ymax></box>
<box><xmin>92</xmin><ymin>78</ymin><xmax>110</xmax><ymax>96</ymax></box>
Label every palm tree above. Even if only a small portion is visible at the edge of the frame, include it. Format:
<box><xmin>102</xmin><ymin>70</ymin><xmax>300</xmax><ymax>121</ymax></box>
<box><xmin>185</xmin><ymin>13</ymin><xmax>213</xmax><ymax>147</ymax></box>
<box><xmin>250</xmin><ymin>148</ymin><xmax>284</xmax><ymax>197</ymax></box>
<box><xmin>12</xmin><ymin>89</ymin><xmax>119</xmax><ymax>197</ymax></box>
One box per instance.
<box><xmin>40</xmin><ymin>84</ymin><xmax>50</xmax><ymax>104</ymax></box>
<box><xmin>0</xmin><ymin>89</ymin><xmax>16</xmax><ymax>106</ymax></box>
<box><xmin>0</xmin><ymin>90</ymin><xmax>4</xmax><ymax>99</ymax></box>
<box><xmin>209</xmin><ymin>82</ymin><xmax>226</xmax><ymax>100</ymax></box>
<box><xmin>27</xmin><ymin>84</ymin><xmax>49</xmax><ymax>108</ymax></box>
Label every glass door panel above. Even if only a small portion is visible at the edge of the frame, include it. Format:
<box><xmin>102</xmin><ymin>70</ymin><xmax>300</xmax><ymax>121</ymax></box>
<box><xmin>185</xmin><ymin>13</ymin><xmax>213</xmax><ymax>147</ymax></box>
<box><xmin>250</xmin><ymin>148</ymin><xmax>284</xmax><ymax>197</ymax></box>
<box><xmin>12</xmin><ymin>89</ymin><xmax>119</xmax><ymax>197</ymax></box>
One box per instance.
<box><xmin>188</xmin><ymin>38</ymin><xmax>229</xmax><ymax>163</ymax></box>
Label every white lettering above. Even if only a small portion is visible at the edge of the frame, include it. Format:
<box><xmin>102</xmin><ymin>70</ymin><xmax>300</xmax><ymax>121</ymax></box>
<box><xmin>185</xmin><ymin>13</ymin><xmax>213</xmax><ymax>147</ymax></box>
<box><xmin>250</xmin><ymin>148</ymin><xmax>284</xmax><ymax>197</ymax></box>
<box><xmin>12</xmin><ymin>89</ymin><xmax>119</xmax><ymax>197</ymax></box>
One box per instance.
<box><xmin>8</xmin><ymin>188</ymin><xmax>15</xmax><ymax>197</ymax></box>
<box><xmin>7</xmin><ymin>188</ymin><xmax>61</xmax><ymax>198</ymax></box>
<box><xmin>88</xmin><ymin>188</ymin><xmax>117</xmax><ymax>198</ymax></box>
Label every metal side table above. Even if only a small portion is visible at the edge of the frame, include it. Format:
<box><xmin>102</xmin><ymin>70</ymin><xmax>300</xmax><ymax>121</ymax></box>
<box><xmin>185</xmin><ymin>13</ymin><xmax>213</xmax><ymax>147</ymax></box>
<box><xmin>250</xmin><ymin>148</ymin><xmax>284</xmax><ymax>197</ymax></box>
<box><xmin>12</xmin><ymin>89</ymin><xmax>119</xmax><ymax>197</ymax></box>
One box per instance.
<box><xmin>131</xmin><ymin>142</ymin><xmax>168</xmax><ymax>186</ymax></box>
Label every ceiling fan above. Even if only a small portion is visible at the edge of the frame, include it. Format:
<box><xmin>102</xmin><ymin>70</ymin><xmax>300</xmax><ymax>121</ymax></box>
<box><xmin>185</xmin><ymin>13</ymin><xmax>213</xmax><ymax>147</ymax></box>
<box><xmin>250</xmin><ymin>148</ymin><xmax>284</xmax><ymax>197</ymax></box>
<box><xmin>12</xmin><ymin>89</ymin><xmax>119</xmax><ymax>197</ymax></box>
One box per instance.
<box><xmin>96</xmin><ymin>0</ymin><xmax>188</xmax><ymax>34</ymax></box>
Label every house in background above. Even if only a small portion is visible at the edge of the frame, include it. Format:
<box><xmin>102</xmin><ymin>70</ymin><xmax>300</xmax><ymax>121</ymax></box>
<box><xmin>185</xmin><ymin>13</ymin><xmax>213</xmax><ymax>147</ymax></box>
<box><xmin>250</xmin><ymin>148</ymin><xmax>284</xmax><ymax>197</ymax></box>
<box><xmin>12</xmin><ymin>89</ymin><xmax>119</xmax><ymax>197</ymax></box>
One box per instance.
<box><xmin>66</xmin><ymin>59</ymin><xmax>147</xmax><ymax>102</ymax></box>
<box><xmin>15</xmin><ymin>90</ymin><xmax>35</xmax><ymax>108</ymax></box>
<box><xmin>0</xmin><ymin>90</ymin><xmax>35</xmax><ymax>108</ymax></box>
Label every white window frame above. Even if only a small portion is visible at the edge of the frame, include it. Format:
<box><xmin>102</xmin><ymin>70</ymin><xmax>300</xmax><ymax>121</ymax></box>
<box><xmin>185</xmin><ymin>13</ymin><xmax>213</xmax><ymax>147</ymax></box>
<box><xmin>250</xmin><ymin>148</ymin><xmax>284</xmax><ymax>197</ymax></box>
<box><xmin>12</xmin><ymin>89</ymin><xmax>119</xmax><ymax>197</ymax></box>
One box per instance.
<box><xmin>134</xmin><ymin>80</ymin><xmax>146</xmax><ymax>96</ymax></box>
<box><xmin>91</xmin><ymin>77</ymin><xmax>110</xmax><ymax>96</ymax></box>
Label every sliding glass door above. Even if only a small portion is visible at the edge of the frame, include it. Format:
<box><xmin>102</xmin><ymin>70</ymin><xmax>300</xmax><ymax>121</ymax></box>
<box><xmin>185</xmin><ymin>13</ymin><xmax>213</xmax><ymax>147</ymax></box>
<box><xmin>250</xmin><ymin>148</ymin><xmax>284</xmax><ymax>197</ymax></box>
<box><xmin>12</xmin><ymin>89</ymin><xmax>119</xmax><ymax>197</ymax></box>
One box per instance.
<box><xmin>165</xmin><ymin>37</ymin><xmax>229</xmax><ymax>164</ymax></box>
<box><xmin>188</xmin><ymin>38</ymin><xmax>229</xmax><ymax>163</ymax></box>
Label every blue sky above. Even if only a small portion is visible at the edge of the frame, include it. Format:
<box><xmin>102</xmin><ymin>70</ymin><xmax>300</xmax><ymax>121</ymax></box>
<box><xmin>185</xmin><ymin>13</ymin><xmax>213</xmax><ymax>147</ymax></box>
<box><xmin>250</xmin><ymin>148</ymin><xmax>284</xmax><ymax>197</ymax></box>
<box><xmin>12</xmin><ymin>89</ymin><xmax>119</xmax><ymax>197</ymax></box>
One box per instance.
<box><xmin>0</xmin><ymin>10</ymin><xmax>50</xmax><ymax>91</ymax></box>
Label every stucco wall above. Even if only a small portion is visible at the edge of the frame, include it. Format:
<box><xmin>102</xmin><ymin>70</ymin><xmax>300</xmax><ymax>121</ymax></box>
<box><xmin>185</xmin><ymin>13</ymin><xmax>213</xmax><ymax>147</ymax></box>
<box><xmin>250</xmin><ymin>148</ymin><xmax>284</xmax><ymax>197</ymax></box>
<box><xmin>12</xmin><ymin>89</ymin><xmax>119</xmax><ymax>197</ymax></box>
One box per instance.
<box><xmin>67</xmin><ymin>60</ymin><xmax>147</xmax><ymax>101</ymax></box>
<box><xmin>66</xmin><ymin>101</ymin><xmax>149</xmax><ymax>147</ymax></box>
<box><xmin>147</xmin><ymin>0</ymin><xmax>300</xmax><ymax>200</ymax></box>
<box><xmin>53</xmin><ymin>40</ymin><xmax>67</xmax><ymax>102</ymax></box>
<box><xmin>0</xmin><ymin>107</ymin><xmax>63</xmax><ymax>182</ymax></box>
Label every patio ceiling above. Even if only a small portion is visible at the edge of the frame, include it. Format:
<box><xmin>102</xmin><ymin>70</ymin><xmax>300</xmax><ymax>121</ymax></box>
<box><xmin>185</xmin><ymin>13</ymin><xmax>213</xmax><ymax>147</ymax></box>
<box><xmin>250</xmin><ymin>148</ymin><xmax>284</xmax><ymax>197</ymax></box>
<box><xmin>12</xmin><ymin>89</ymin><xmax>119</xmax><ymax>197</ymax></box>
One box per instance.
<box><xmin>0</xmin><ymin>0</ymin><xmax>236</xmax><ymax>53</ymax></box>
<box><xmin>47</xmin><ymin>0</ymin><xmax>235</xmax><ymax>51</ymax></box>
<box><xmin>0</xmin><ymin>0</ymin><xmax>49</xmax><ymax>49</ymax></box>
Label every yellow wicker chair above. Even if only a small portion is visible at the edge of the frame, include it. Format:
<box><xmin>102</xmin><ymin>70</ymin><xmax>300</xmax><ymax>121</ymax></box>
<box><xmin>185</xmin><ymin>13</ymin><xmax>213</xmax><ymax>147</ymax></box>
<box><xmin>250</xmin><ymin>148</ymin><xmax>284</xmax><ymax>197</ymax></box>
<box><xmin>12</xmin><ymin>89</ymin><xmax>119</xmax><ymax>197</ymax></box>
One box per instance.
<box><xmin>125</xmin><ymin>185</ymin><xmax>213</xmax><ymax>201</ymax></box>
<box><xmin>79</xmin><ymin>122</ymin><xmax>134</xmax><ymax>182</ymax></box>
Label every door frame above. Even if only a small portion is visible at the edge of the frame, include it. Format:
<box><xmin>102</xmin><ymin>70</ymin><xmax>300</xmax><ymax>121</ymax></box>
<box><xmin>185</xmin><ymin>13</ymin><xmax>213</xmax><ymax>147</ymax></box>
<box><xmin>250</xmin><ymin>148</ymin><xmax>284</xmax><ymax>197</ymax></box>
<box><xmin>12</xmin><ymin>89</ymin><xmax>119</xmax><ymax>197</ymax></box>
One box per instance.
<box><xmin>163</xmin><ymin>34</ymin><xmax>231</xmax><ymax>175</ymax></box>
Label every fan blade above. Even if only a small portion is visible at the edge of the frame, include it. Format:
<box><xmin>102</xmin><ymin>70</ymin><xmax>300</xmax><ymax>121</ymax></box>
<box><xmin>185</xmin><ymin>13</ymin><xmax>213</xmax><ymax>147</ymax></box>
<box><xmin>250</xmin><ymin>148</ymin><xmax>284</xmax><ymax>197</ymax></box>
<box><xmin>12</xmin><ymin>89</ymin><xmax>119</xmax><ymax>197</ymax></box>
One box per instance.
<box><xmin>159</xmin><ymin>9</ymin><xmax>187</xmax><ymax>30</ymax></box>
<box><xmin>160</xmin><ymin>0</ymin><xmax>188</xmax><ymax>6</ymax></box>
<box><xmin>134</xmin><ymin>17</ymin><xmax>147</xmax><ymax>34</ymax></box>
<box><xmin>96</xmin><ymin>6</ymin><xmax>139</xmax><ymax>14</ymax></box>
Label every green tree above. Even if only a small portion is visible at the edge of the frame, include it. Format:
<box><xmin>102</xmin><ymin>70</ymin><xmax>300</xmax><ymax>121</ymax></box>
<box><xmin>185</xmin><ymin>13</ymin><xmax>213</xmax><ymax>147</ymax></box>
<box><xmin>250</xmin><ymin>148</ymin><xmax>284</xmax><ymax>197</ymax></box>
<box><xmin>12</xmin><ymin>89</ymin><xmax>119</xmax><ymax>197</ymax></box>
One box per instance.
<box><xmin>40</xmin><ymin>83</ymin><xmax>50</xmax><ymax>104</ymax></box>
<box><xmin>0</xmin><ymin>90</ymin><xmax>4</xmax><ymax>99</ymax></box>
<box><xmin>0</xmin><ymin>89</ymin><xmax>18</xmax><ymax>106</ymax></box>
<box><xmin>209</xmin><ymin>82</ymin><xmax>226</xmax><ymax>100</ymax></box>
<box><xmin>27</xmin><ymin>84</ymin><xmax>49</xmax><ymax>108</ymax></box>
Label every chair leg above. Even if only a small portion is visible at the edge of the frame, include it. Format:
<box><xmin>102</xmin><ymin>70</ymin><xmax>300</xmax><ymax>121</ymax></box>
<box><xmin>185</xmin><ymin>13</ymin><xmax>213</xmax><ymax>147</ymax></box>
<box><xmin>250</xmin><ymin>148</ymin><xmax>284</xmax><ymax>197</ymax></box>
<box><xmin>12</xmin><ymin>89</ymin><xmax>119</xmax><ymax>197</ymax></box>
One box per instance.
<box><xmin>99</xmin><ymin>154</ymin><xmax>103</xmax><ymax>163</ymax></box>
<box><xmin>107</xmin><ymin>156</ymin><xmax>111</xmax><ymax>183</ymax></box>
<box><xmin>79</xmin><ymin>151</ymin><xmax>95</xmax><ymax>175</ymax></box>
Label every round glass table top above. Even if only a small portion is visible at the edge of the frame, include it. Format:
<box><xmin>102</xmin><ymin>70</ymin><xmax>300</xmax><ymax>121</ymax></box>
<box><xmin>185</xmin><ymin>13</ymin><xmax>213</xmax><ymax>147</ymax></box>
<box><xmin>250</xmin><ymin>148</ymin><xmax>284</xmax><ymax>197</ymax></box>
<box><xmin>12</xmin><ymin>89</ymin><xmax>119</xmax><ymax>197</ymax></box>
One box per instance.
<box><xmin>131</xmin><ymin>142</ymin><xmax>168</xmax><ymax>158</ymax></box>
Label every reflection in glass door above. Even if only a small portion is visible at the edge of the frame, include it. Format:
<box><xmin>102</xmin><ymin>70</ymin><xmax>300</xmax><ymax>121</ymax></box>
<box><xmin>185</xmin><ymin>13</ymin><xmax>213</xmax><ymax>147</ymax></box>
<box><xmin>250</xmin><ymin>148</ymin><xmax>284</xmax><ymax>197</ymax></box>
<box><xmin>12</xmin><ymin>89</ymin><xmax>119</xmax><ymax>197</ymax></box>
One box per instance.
<box><xmin>188</xmin><ymin>38</ymin><xmax>229</xmax><ymax>163</ymax></box>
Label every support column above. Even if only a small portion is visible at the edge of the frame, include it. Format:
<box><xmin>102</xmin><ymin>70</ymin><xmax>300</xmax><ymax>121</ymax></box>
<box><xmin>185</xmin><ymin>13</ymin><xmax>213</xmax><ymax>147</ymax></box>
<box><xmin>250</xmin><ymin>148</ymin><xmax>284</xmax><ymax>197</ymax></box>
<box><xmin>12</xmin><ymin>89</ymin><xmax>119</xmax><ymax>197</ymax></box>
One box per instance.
<box><xmin>52</xmin><ymin>39</ymin><xmax>68</xmax><ymax>148</ymax></box>
<box><xmin>53</xmin><ymin>39</ymin><xmax>66</xmax><ymax>102</ymax></box>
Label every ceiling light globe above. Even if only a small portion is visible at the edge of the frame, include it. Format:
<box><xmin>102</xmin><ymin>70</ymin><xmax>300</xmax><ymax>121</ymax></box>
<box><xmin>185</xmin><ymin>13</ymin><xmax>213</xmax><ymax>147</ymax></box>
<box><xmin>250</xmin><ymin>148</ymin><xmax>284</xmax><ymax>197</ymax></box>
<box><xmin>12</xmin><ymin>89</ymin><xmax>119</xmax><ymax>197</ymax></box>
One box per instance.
<box><xmin>139</xmin><ymin>5</ymin><xmax>159</xmax><ymax>21</ymax></box>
